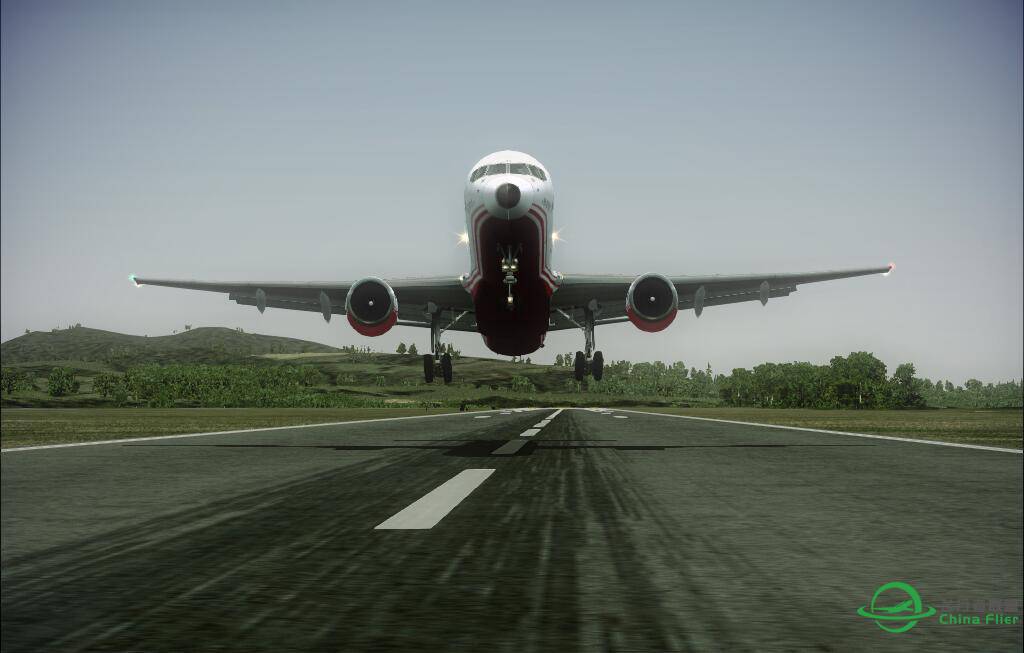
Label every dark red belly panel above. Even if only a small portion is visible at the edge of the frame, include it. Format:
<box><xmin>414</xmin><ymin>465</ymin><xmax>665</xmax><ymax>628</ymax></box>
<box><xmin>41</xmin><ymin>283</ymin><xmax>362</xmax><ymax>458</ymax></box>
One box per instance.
<box><xmin>471</xmin><ymin>215</ymin><xmax>549</xmax><ymax>356</ymax></box>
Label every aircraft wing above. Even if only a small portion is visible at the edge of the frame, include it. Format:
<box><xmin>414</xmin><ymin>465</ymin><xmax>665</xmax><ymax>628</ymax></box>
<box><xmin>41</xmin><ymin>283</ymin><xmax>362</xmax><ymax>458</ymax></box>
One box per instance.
<box><xmin>130</xmin><ymin>275</ymin><xmax>477</xmax><ymax>331</ymax></box>
<box><xmin>548</xmin><ymin>264</ymin><xmax>894</xmax><ymax>331</ymax></box>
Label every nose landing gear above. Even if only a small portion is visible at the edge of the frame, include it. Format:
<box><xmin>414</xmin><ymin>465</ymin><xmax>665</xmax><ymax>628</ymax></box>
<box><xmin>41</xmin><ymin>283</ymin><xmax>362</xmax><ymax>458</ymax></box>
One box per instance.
<box><xmin>499</xmin><ymin>244</ymin><xmax>521</xmax><ymax>310</ymax></box>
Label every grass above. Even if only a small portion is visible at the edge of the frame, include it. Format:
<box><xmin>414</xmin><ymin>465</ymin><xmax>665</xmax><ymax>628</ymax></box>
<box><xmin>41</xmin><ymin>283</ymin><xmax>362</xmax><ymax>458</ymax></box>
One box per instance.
<box><xmin>0</xmin><ymin>407</ymin><xmax>463</xmax><ymax>449</ymax></box>
<box><xmin>629</xmin><ymin>407</ymin><xmax>1023</xmax><ymax>450</ymax></box>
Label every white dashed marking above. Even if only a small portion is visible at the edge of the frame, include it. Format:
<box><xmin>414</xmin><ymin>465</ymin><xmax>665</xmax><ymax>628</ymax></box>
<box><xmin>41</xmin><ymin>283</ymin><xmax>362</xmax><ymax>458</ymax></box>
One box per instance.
<box><xmin>519</xmin><ymin>428</ymin><xmax>541</xmax><ymax>438</ymax></box>
<box><xmin>375</xmin><ymin>469</ymin><xmax>495</xmax><ymax>530</ymax></box>
<box><xmin>492</xmin><ymin>440</ymin><xmax>529</xmax><ymax>456</ymax></box>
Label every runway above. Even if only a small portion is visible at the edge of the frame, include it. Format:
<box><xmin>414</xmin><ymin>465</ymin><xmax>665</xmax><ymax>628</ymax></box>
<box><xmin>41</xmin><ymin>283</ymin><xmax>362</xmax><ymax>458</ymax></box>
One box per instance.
<box><xmin>2</xmin><ymin>408</ymin><xmax>1021</xmax><ymax>652</ymax></box>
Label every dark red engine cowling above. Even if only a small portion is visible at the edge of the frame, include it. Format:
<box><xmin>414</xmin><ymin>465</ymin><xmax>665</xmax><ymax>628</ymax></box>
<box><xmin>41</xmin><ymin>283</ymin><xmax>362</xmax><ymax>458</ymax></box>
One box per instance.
<box><xmin>626</xmin><ymin>273</ymin><xmax>678</xmax><ymax>332</ymax></box>
<box><xmin>345</xmin><ymin>277</ymin><xmax>398</xmax><ymax>336</ymax></box>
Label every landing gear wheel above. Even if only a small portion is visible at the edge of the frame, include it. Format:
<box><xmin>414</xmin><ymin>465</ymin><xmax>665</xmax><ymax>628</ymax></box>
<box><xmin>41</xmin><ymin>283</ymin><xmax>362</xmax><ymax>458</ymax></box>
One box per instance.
<box><xmin>574</xmin><ymin>351</ymin><xmax>586</xmax><ymax>382</ymax></box>
<box><xmin>441</xmin><ymin>353</ymin><xmax>453</xmax><ymax>385</ymax></box>
<box><xmin>423</xmin><ymin>354</ymin><xmax>435</xmax><ymax>383</ymax></box>
<box><xmin>591</xmin><ymin>351</ymin><xmax>604</xmax><ymax>381</ymax></box>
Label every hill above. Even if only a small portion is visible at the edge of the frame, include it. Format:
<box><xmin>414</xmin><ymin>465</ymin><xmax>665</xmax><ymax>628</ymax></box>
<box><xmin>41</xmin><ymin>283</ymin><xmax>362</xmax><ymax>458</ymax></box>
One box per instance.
<box><xmin>1</xmin><ymin>325</ymin><xmax>599</xmax><ymax>409</ymax></box>
<box><xmin>1</xmin><ymin>326</ymin><xmax>340</xmax><ymax>368</ymax></box>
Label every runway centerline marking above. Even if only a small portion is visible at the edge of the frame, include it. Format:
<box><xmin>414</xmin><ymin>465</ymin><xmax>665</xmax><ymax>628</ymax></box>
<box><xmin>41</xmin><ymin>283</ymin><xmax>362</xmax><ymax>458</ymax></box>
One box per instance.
<box><xmin>492</xmin><ymin>440</ymin><xmax>529</xmax><ymax>456</ymax></box>
<box><xmin>375</xmin><ymin>469</ymin><xmax>495</xmax><ymax>530</ymax></box>
<box><xmin>519</xmin><ymin>428</ymin><xmax>542</xmax><ymax>438</ymax></box>
<box><xmin>607</xmin><ymin>409</ymin><xmax>1023</xmax><ymax>454</ymax></box>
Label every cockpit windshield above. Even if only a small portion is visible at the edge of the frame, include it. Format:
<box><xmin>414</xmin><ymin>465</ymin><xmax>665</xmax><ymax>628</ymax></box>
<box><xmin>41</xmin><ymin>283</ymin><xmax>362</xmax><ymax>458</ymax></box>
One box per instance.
<box><xmin>471</xmin><ymin>162</ymin><xmax>548</xmax><ymax>181</ymax></box>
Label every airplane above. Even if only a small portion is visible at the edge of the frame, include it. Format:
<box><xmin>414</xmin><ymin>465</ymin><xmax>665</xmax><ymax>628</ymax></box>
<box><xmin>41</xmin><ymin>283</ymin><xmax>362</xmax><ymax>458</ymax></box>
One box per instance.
<box><xmin>131</xmin><ymin>150</ymin><xmax>894</xmax><ymax>384</ymax></box>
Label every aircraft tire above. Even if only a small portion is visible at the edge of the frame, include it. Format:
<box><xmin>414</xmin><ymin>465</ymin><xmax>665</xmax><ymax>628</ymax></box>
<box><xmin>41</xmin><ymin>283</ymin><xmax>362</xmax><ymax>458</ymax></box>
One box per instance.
<box><xmin>423</xmin><ymin>354</ymin><xmax>435</xmax><ymax>383</ymax></box>
<box><xmin>591</xmin><ymin>351</ymin><xmax>604</xmax><ymax>381</ymax></box>
<box><xmin>441</xmin><ymin>353</ymin><xmax>453</xmax><ymax>385</ymax></box>
<box><xmin>574</xmin><ymin>351</ymin><xmax>586</xmax><ymax>382</ymax></box>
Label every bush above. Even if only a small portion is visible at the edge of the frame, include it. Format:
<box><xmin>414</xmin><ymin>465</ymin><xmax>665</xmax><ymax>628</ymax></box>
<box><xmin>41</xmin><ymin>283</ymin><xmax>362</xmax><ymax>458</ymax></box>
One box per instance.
<box><xmin>47</xmin><ymin>367</ymin><xmax>80</xmax><ymax>397</ymax></box>
<box><xmin>94</xmin><ymin>373</ymin><xmax>124</xmax><ymax>398</ymax></box>
<box><xmin>1</xmin><ymin>368</ymin><xmax>34</xmax><ymax>394</ymax></box>
<box><xmin>509</xmin><ymin>375</ymin><xmax>536</xmax><ymax>392</ymax></box>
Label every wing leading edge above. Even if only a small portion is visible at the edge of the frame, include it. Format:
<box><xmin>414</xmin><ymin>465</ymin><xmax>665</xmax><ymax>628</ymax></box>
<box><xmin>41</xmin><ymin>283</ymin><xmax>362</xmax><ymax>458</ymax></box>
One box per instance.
<box><xmin>130</xmin><ymin>275</ymin><xmax>477</xmax><ymax>331</ymax></box>
<box><xmin>548</xmin><ymin>264</ymin><xmax>894</xmax><ymax>330</ymax></box>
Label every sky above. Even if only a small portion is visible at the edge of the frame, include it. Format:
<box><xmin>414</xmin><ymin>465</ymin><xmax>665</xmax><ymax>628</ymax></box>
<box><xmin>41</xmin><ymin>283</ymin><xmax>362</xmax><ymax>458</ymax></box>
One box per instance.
<box><xmin>2</xmin><ymin>0</ymin><xmax>1021</xmax><ymax>383</ymax></box>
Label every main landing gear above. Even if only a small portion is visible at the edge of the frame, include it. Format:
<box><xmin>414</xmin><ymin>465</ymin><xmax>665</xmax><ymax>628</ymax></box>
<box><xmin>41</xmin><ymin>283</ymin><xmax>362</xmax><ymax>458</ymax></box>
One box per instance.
<box><xmin>573</xmin><ymin>304</ymin><xmax>604</xmax><ymax>382</ymax></box>
<box><xmin>423</xmin><ymin>305</ymin><xmax>453</xmax><ymax>384</ymax></box>
<box><xmin>423</xmin><ymin>352</ymin><xmax>452</xmax><ymax>384</ymax></box>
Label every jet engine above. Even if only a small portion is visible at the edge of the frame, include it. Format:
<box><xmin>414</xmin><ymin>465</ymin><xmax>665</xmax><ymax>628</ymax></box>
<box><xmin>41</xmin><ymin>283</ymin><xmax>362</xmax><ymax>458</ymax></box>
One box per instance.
<box><xmin>626</xmin><ymin>273</ymin><xmax>678</xmax><ymax>332</ymax></box>
<box><xmin>345</xmin><ymin>277</ymin><xmax>398</xmax><ymax>336</ymax></box>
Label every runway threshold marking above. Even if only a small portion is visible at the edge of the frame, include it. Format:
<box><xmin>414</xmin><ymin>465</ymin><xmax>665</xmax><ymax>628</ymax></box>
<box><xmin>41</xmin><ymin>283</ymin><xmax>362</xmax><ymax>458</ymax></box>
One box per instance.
<box><xmin>611</xmin><ymin>409</ymin><xmax>1023</xmax><ymax>454</ymax></box>
<box><xmin>1</xmin><ymin>410</ymin><xmax>512</xmax><ymax>453</ymax></box>
<box><xmin>374</xmin><ymin>469</ymin><xmax>495</xmax><ymax>530</ymax></box>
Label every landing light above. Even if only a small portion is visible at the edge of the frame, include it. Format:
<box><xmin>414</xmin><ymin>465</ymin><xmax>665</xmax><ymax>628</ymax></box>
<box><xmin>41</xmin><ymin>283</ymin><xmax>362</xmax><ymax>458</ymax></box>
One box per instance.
<box><xmin>552</xmin><ymin>231</ymin><xmax>561</xmax><ymax>242</ymax></box>
<box><xmin>457</xmin><ymin>232</ymin><xmax>469</xmax><ymax>245</ymax></box>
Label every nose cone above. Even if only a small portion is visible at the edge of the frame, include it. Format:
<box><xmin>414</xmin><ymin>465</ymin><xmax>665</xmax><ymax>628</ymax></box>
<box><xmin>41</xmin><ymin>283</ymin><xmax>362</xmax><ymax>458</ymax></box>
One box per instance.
<box><xmin>495</xmin><ymin>183</ymin><xmax>521</xmax><ymax>209</ymax></box>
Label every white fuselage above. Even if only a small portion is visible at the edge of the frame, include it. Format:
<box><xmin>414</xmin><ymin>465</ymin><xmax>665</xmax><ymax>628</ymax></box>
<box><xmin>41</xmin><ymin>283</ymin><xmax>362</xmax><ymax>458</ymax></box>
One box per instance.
<box><xmin>460</xmin><ymin>150</ymin><xmax>558</xmax><ymax>355</ymax></box>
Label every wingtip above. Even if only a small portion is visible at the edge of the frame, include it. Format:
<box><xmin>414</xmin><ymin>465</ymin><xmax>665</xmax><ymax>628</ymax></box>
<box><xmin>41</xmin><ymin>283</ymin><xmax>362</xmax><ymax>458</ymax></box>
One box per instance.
<box><xmin>129</xmin><ymin>274</ymin><xmax>139</xmax><ymax>287</ymax></box>
<box><xmin>883</xmin><ymin>262</ymin><xmax>895</xmax><ymax>276</ymax></box>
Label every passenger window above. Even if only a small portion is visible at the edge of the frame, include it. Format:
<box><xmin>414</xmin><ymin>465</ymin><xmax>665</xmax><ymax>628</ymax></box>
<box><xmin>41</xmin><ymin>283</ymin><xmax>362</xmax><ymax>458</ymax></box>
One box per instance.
<box><xmin>470</xmin><ymin>166</ymin><xmax>487</xmax><ymax>182</ymax></box>
<box><xmin>486</xmin><ymin>163</ymin><xmax>508</xmax><ymax>175</ymax></box>
<box><xmin>528</xmin><ymin>165</ymin><xmax>547</xmax><ymax>181</ymax></box>
<box><xmin>509</xmin><ymin>163</ymin><xmax>530</xmax><ymax>175</ymax></box>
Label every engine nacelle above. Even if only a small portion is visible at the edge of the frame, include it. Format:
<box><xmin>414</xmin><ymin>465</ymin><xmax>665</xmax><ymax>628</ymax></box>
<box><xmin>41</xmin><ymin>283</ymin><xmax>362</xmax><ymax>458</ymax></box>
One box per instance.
<box><xmin>626</xmin><ymin>273</ymin><xmax>678</xmax><ymax>332</ymax></box>
<box><xmin>345</xmin><ymin>277</ymin><xmax>398</xmax><ymax>336</ymax></box>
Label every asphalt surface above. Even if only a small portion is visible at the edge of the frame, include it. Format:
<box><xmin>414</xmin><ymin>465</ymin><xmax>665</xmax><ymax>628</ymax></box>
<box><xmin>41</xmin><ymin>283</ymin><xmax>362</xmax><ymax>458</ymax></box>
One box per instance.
<box><xmin>2</xmin><ymin>408</ymin><xmax>1021</xmax><ymax>652</ymax></box>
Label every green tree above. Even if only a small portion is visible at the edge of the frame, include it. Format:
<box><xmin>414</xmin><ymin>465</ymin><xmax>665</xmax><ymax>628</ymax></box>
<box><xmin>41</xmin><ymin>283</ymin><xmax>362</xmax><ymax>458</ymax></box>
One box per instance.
<box><xmin>889</xmin><ymin>362</ymin><xmax>925</xmax><ymax>409</ymax></box>
<box><xmin>408</xmin><ymin>343</ymin><xmax>418</xmax><ymax>355</ymax></box>
<box><xmin>47</xmin><ymin>367</ymin><xmax>80</xmax><ymax>397</ymax></box>
<box><xmin>396</xmin><ymin>342</ymin><xmax>407</xmax><ymax>354</ymax></box>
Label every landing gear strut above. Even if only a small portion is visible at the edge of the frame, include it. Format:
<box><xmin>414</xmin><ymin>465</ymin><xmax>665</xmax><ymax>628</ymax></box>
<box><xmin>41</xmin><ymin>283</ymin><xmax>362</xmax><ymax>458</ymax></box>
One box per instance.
<box><xmin>499</xmin><ymin>244</ymin><xmax>521</xmax><ymax>310</ymax></box>
<box><xmin>423</xmin><ymin>305</ymin><xmax>455</xmax><ymax>384</ymax></box>
<box><xmin>573</xmin><ymin>304</ymin><xmax>604</xmax><ymax>382</ymax></box>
